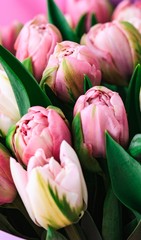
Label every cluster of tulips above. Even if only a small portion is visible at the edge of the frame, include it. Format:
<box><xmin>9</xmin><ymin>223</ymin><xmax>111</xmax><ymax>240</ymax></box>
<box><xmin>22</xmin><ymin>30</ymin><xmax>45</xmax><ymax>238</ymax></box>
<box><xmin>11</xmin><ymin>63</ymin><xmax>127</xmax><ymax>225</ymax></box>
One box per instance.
<box><xmin>1</xmin><ymin>0</ymin><xmax>141</xmax><ymax>239</ymax></box>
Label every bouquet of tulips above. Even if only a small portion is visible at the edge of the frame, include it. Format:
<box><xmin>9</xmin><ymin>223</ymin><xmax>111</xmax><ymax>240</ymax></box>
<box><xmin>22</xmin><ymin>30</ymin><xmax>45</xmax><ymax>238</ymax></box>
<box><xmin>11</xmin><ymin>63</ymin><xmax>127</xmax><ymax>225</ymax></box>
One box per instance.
<box><xmin>1</xmin><ymin>0</ymin><xmax>141</xmax><ymax>239</ymax></box>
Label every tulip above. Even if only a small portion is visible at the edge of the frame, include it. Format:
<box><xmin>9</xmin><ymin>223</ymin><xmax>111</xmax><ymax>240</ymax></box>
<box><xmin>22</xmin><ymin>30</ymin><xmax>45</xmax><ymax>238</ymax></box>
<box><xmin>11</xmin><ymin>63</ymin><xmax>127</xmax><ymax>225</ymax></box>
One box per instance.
<box><xmin>65</xmin><ymin>0</ymin><xmax>112</xmax><ymax>31</ymax></box>
<box><xmin>81</xmin><ymin>21</ymin><xmax>141</xmax><ymax>86</ymax></box>
<box><xmin>0</xmin><ymin>21</ymin><xmax>23</xmax><ymax>55</ymax></box>
<box><xmin>15</xmin><ymin>14</ymin><xmax>62</xmax><ymax>81</ymax></box>
<box><xmin>41</xmin><ymin>41</ymin><xmax>101</xmax><ymax>103</ymax></box>
<box><xmin>0</xmin><ymin>70</ymin><xmax>20</xmax><ymax>137</ymax></box>
<box><xmin>72</xmin><ymin>86</ymin><xmax>129</xmax><ymax>163</ymax></box>
<box><xmin>10</xmin><ymin>140</ymin><xmax>87</xmax><ymax>229</ymax></box>
<box><xmin>0</xmin><ymin>143</ymin><xmax>16</xmax><ymax>205</ymax></box>
<box><xmin>112</xmin><ymin>0</ymin><xmax>141</xmax><ymax>20</ymax></box>
<box><xmin>6</xmin><ymin>106</ymin><xmax>72</xmax><ymax>166</ymax></box>
<box><xmin>112</xmin><ymin>0</ymin><xmax>141</xmax><ymax>34</ymax></box>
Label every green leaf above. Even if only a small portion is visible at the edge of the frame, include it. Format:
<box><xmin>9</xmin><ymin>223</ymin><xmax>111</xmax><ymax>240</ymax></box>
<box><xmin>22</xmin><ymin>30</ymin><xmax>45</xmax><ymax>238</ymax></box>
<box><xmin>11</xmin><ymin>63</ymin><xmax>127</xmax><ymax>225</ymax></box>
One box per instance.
<box><xmin>90</xmin><ymin>13</ymin><xmax>98</xmax><ymax>27</ymax></box>
<box><xmin>125</xmin><ymin>64</ymin><xmax>141</xmax><ymax>140</ymax></box>
<box><xmin>83</xmin><ymin>75</ymin><xmax>93</xmax><ymax>93</ymax></box>
<box><xmin>43</xmin><ymin>84</ymin><xmax>62</xmax><ymax>108</ymax></box>
<box><xmin>0</xmin><ymin>45</ymin><xmax>52</xmax><ymax>116</ymax></box>
<box><xmin>106</xmin><ymin>132</ymin><xmax>141</xmax><ymax>215</ymax></box>
<box><xmin>47</xmin><ymin>0</ymin><xmax>79</xmax><ymax>42</ymax></box>
<box><xmin>0</xmin><ymin>212</ymin><xmax>38</xmax><ymax>240</ymax></box>
<box><xmin>127</xmin><ymin>221</ymin><xmax>141</xmax><ymax>240</ymax></box>
<box><xmin>75</xmin><ymin>14</ymin><xmax>87</xmax><ymax>40</ymax></box>
<box><xmin>0</xmin><ymin>213</ymin><xmax>22</xmax><ymax>235</ymax></box>
<box><xmin>43</xmin><ymin>85</ymin><xmax>73</xmax><ymax>124</ymax></box>
<box><xmin>102</xmin><ymin>186</ymin><xmax>122</xmax><ymax>240</ymax></box>
<box><xmin>80</xmin><ymin>211</ymin><xmax>102</xmax><ymax>240</ymax></box>
<box><xmin>128</xmin><ymin>134</ymin><xmax>141</xmax><ymax>161</ymax></box>
<box><xmin>22</xmin><ymin>57</ymin><xmax>33</xmax><ymax>75</ymax></box>
<box><xmin>72</xmin><ymin>113</ymin><xmax>103</xmax><ymax>174</ymax></box>
<box><xmin>46</xmin><ymin>227</ymin><xmax>68</xmax><ymax>240</ymax></box>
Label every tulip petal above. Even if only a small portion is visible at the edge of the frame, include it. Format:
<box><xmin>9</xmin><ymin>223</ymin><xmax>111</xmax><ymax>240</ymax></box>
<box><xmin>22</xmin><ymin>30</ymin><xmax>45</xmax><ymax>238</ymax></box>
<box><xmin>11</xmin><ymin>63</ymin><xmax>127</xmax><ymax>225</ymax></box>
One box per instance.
<box><xmin>10</xmin><ymin>158</ymin><xmax>36</xmax><ymax>224</ymax></box>
<box><xmin>26</xmin><ymin>168</ymin><xmax>73</xmax><ymax>229</ymax></box>
<box><xmin>60</xmin><ymin>140</ymin><xmax>88</xmax><ymax>207</ymax></box>
<box><xmin>26</xmin><ymin>163</ymin><xmax>85</xmax><ymax>229</ymax></box>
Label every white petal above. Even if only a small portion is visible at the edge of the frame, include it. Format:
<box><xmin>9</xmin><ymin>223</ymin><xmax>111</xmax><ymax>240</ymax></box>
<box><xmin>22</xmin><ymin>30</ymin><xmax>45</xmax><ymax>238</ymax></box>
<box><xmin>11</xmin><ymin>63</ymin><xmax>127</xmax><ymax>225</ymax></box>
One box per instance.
<box><xmin>60</xmin><ymin>141</ymin><xmax>88</xmax><ymax>206</ymax></box>
<box><xmin>10</xmin><ymin>158</ymin><xmax>36</xmax><ymax>224</ymax></box>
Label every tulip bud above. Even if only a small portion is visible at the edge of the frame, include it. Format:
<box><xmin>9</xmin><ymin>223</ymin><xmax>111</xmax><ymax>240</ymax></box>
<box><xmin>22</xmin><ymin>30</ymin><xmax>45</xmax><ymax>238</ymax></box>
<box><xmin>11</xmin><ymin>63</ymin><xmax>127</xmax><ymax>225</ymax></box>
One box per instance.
<box><xmin>65</xmin><ymin>0</ymin><xmax>112</xmax><ymax>31</ymax></box>
<box><xmin>112</xmin><ymin>0</ymin><xmax>141</xmax><ymax>34</ymax></box>
<box><xmin>14</xmin><ymin>14</ymin><xmax>62</xmax><ymax>82</ymax></box>
<box><xmin>0</xmin><ymin>143</ymin><xmax>16</xmax><ymax>205</ymax></box>
<box><xmin>81</xmin><ymin>21</ymin><xmax>141</xmax><ymax>86</ymax></box>
<box><xmin>1</xmin><ymin>21</ymin><xmax>23</xmax><ymax>55</ymax></box>
<box><xmin>41</xmin><ymin>41</ymin><xmax>101</xmax><ymax>103</ymax></box>
<box><xmin>72</xmin><ymin>86</ymin><xmax>129</xmax><ymax>170</ymax></box>
<box><xmin>112</xmin><ymin>0</ymin><xmax>141</xmax><ymax>21</ymax></box>
<box><xmin>0</xmin><ymin>70</ymin><xmax>20</xmax><ymax>137</ymax></box>
<box><xmin>6</xmin><ymin>106</ymin><xmax>72</xmax><ymax>166</ymax></box>
<box><xmin>10</xmin><ymin>140</ymin><xmax>88</xmax><ymax>229</ymax></box>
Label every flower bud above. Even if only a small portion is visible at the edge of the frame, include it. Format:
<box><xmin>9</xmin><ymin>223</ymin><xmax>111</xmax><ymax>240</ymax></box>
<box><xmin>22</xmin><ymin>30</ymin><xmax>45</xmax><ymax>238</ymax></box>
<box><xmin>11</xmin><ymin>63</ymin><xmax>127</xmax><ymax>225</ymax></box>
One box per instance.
<box><xmin>10</xmin><ymin>140</ymin><xmax>87</xmax><ymax>229</ymax></box>
<box><xmin>41</xmin><ymin>41</ymin><xmax>101</xmax><ymax>103</ymax></box>
<box><xmin>15</xmin><ymin>14</ymin><xmax>62</xmax><ymax>81</ymax></box>
<box><xmin>81</xmin><ymin>21</ymin><xmax>141</xmax><ymax>85</ymax></box>
<box><xmin>112</xmin><ymin>0</ymin><xmax>141</xmax><ymax>22</ymax></box>
<box><xmin>0</xmin><ymin>143</ymin><xmax>16</xmax><ymax>205</ymax></box>
<box><xmin>6</xmin><ymin>106</ymin><xmax>72</xmax><ymax>166</ymax></box>
<box><xmin>72</xmin><ymin>86</ymin><xmax>129</xmax><ymax>164</ymax></box>
<box><xmin>65</xmin><ymin>0</ymin><xmax>112</xmax><ymax>31</ymax></box>
<box><xmin>112</xmin><ymin>0</ymin><xmax>141</xmax><ymax>34</ymax></box>
<box><xmin>1</xmin><ymin>21</ymin><xmax>23</xmax><ymax>55</ymax></box>
<box><xmin>0</xmin><ymin>70</ymin><xmax>20</xmax><ymax>137</ymax></box>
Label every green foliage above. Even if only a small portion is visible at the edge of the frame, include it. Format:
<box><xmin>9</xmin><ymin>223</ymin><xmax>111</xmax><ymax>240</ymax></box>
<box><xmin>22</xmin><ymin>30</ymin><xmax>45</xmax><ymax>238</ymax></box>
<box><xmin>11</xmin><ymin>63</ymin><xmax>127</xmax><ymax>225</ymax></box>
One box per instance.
<box><xmin>126</xmin><ymin>64</ymin><xmax>141</xmax><ymax>140</ymax></box>
<box><xmin>106</xmin><ymin>132</ymin><xmax>141</xmax><ymax>215</ymax></box>
<box><xmin>0</xmin><ymin>45</ymin><xmax>52</xmax><ymax>116</ymax></box>
<box><xmin>47</xmin><ymin>0</ymin><xmax>79</xmax><ymax>42</ymax></box>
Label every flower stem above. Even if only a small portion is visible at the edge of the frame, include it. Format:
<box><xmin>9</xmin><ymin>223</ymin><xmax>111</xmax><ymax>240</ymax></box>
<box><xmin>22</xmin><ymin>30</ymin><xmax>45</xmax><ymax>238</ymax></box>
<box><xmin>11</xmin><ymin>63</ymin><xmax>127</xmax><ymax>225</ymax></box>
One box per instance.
<box><xmin>65</xmin><ymin>224</ymin><xmax>86</xmax><ymax>240</ymax></box>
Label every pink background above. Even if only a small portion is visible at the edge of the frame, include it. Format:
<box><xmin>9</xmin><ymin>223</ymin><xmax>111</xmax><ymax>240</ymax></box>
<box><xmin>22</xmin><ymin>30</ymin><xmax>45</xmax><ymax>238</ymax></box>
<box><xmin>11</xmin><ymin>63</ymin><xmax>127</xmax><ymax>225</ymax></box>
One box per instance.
<box><xmin>0</xmin><ymin>0</ymin><xmax>66</xmax><ymax>26</ymax></box>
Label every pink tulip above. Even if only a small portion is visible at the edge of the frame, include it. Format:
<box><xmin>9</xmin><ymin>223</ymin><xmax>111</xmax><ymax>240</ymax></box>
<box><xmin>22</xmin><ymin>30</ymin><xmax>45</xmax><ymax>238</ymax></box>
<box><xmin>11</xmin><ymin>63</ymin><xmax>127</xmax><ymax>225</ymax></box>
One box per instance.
<box><xmin>41</xmin><ymin>41</ymin><xmax>101</xmax><ymax>103</ymax></box>
<box><xmin>81</xmin><ymin>21</ymin><xmax>141</xmax><ymax>85</ymax></box>
<box><xmin>112</xmin><ymin>0</ymin><xmax>141</xmax><ymax>34</ymax></box>
<box><xmin>65</xmin><ymin>0</ymin><xmax>112</xmax><ymax>30</ymax></box>
<box><xmin>10</xmin><ymin>141</ymin><xmax>87</xmax><ymax>229</ymax></box>
<box><xmin>72</xmin><ymin>86</ymin><xmax>129</xmax><ymax>159</ymax></box>
<box><xmin>0</xmin><ymin>143</ymin><xmax>16</xmax><ymax>205</ymax></box>
<box><xmin>15</xmin><ymin>14</ymin><xmax>62</xmax><ymax>81</ymax></box>
<box><xmin>6</xmin><ymin>106</ymin><xmax>72</xmax><ymax>166</ymax></box>
<box><xmin>112</xmin><ymin>0</ymin><xmax>141</xmax><ymax>21</ymax></box>
<box><xmin>1</xmin><ymin>21</ymin><xmax>23</xmax><ymax>55</ymax></box>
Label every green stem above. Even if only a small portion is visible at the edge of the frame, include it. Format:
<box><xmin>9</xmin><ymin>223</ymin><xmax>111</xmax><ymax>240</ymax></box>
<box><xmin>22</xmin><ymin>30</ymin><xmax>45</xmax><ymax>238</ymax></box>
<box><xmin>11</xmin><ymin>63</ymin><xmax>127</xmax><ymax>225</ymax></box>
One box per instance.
<box><xmin>65</xmin><ymin>224</ymin><xmax>86</xmax><ymax>240</ymax></box>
